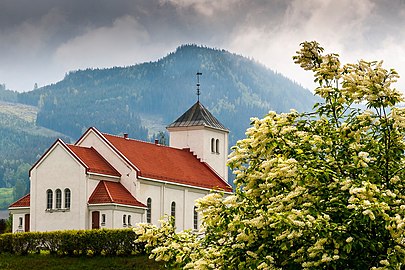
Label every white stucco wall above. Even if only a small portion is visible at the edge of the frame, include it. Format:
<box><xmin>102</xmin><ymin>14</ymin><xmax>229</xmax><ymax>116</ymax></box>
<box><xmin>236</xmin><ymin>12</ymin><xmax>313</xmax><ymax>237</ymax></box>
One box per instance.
<box><xmin>168</xmin><ymin>126</ymin><xmax>228</xmax><ymax>182</ymax></box>
<box><xmin>136</xmin><ymin>181</ymin><xmax>162</xmax><ymax>225</ymax></box>
<box><xmin>87</xmin><ymin>178</ymin><xmax>100</xmax><ymax>201</ymax></box>
<box><xmin>89</xmin><ymin>205</ymin><xmax>144</xmax><ymax>229</ymax></box>
<box><xmin>112</xmin><ymin>209</ymin><xmax>143</xmax><ymax>228</ymax></box>
<box><xmin>98</xmin><ymin>209</ymin><xmax>114</xmax><ymax>229</ymax></box>
<box><xmin>30</xmin><ymin>143</ymin><xmax>88</xmax><ymax>232</ymax></box>
<box><xmin>138</xmin><ymin>178</ymin><xmax>208</xmax><ymax>231</ymax></box>
<box><xmin>9</xmin><ymin>208</ymin><xmax>29</xmax><ymax>233</ymax></box>
<box><xmin>184</xmin><ymin>190</ymin><xmax>205</xmax><ymax>230</ymax></box>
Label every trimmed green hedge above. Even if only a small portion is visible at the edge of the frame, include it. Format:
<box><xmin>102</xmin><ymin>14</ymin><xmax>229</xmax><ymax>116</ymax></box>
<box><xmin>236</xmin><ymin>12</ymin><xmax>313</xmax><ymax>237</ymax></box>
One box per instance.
<box><xmin>0</xmin><ymin>229</ymin><xmax>144</xmax><ymax>256</ymax></box>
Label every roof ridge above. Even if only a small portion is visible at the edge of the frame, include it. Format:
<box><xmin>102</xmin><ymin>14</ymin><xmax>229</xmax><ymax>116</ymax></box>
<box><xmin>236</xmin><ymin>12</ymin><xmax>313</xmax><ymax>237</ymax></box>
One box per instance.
<box><xmin>102</xmin><ymin>181</ymin><xmax>114</xmax><ymax>203</ymax></box>
<box><xmin>201</xmin><ymin>161</ymin><xmax>232</xmax><ymax>190</ymax></box>
<box><xmin>64</xmin><ymin>142</ymin><xmax>90</xmax><ymax>170</ymax></box>
<box><xmin>67</xmin><ymin>144</ymin><xmax>120</xmax><ymax>177</ymax></box>
<box><xmin>102</xmin><ymin>132</ymin><xmax>182</xmax><ymax>150</ymax></box>
<box><xmin>88</xmin><ymin>146</ymin><xmax>120</xmax><ymax>175</ymax></box>
<box><xmin>67</xmin><ymin>143</ymin><xmax>85</xmax><ymax>147</ymax></box>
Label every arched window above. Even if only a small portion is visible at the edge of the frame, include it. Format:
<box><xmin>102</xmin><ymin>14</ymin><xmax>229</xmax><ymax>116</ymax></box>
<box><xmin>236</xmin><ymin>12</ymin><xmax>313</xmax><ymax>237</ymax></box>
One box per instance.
<box><xmin>46</xmin><ymin>189</ymin><xmax>53</xmax><ymax>209</ymax></box>
<box><xmin>55</xmin><ymin>189</ymin><xmax>62</xmax><ymax>209</ymax></box>
<box><xmin>171</xmin><ymin>201</ymin><xmax>176</xmax><ymax>226</ymax></box>
<box><xmin>147</xmin><ymin>198</ymin><xmax>152</xmax><ymax>223</ymax></box>
<box><xmin>193</xmin><ymin>206</ymin><xmax>198</xmax><ymax>230</ymax></box>
<box><xmin>128</xmin><ymin>215</ymin><xmax>132</xmax><ymax>226</ymax></box>
<box><xmin>64</xmin><ymin>188</ymin><xmax>71</xmax><ymax>209</ymax></box>
<box><xmin>215</xmin><ymin>139</ymin><xmax>220</xmax><ymax>154</ymax></box>
<box><xmin>211</xmin><ymin>138</ymin><xmax>215</xmax><ymax>153</ymax></box>
<box><xmin>123</xmin><ymin>215</ymin><xmax>127</xmax><ymax>226</ymax></box>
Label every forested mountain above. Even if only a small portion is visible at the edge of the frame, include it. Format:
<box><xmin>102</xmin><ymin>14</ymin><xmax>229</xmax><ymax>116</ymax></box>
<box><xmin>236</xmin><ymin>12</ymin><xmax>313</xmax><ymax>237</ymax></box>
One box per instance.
<box><xmin>0</xmin><ymin>44</ymin><xmax>317</xmax><ymax>208</ymax></box>
<box><xmin>18</xmin><ymin>45</ymin><xmax>316</xmax><ymax>143</ymax></box>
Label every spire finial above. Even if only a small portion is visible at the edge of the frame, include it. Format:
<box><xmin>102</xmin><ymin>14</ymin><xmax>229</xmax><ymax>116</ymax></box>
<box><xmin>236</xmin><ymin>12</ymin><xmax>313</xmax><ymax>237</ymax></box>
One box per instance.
<box><xmin>196</xmin><ymin>72</ymin><xmax>202</xmax><ymax>101</ymax></box>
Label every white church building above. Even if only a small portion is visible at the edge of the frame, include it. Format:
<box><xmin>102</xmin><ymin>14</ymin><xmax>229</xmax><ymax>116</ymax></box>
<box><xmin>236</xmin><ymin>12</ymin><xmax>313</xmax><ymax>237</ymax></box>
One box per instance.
<box><xmin>9</xmin><ymin>101</ymin><xmax>232</xmax><ymax>233</ymax></box>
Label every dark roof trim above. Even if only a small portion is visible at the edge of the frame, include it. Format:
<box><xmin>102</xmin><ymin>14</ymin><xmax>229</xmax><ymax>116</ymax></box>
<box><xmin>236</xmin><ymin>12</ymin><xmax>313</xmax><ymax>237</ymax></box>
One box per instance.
<box><xmin>29</xmin><ymin>139</ymin><xmax>89</xmax><ymax>177</ymax></box>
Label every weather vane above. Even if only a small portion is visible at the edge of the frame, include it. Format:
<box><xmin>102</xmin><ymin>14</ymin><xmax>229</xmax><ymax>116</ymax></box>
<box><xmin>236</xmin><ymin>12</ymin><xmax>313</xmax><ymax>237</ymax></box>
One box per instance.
<box><xmin>196</xmin><ymin>72</ymin><xmax>202</xmax><ymax>101</ymax></box>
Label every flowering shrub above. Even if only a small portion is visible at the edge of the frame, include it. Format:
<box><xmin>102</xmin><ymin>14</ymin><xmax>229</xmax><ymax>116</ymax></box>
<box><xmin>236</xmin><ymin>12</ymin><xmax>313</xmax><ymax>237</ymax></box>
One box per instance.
<box><xmin>135</xmin><ymin>41</ymin><xmax>405</xmax><ymax>269</ymax></box>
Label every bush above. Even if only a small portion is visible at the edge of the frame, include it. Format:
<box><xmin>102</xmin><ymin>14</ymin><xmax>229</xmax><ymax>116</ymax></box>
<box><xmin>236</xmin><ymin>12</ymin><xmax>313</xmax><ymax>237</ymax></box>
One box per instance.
<box><xmin>0</xmin><ymin>233</ymin><xmax>12</xmax><ymax>253</ymax></box>
<box><xmin>136</xmin><ymin>41</ymin><xmax>405</xmax><ymax>269</ymax></box>
<box><xmin>0</xmin><ymin>219</ymin><xmax>6</xmax><ymax>234</ymax></box>
<box><xmin>0</xmin><ymin>229</ymin><xmax>144</xmax><ymax>256</ymax></box>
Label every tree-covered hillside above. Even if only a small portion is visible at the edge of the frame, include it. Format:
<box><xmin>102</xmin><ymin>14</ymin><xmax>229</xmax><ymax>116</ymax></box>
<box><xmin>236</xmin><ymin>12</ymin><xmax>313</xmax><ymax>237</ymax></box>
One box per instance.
<box><xmin>18</xmin><ymin>45</ymin><xmax>316</xmax><ymax>144</ymax></box>
<box><xmin>0</xmin><ymin>102</ymin><xmax>67</xmax><ymax>205</ymax></box>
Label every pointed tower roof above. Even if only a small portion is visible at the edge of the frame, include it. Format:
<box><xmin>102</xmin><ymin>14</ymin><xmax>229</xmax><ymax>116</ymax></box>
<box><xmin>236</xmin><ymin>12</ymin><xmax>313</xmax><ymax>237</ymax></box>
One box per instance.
<box><xmin>167</xmin><ymin>101</ymin><xmax>228</xmax><ymax>132</ymax></box>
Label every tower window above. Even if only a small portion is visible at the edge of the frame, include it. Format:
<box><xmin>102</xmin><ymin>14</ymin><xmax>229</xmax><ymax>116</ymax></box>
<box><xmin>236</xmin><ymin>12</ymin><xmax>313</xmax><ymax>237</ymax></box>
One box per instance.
<box><xmin>147</xmin><ymin>198</ymin><xmax>152</xmax><ymax>223</ymax></box>
<box><xmin>211</xmin><ymin>138</ymin><xmax>215</xmax><ymax>153</ymax></box>
<box><xmin>46</xmin><ymin>189</ymin><xmax>53</xmax><ymax>209</ymax></box>
<box><xmin>215</xmin><ymin>139</ymin><xmax>220</xmax><ymax>154</ymax></box>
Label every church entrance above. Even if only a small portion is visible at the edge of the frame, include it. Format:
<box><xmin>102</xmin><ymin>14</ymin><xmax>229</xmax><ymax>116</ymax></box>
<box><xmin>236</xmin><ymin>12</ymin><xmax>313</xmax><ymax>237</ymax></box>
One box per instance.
<box><xmin>91</xmin><ymin>211</ymin><xmax>100</xmax><ymax>229</ymax></box>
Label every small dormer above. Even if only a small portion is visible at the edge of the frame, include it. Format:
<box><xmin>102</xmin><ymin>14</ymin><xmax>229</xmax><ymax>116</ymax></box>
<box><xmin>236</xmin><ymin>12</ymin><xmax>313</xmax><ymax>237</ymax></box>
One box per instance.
<box><xmin>167</xmin><ymin>101</ymin><xmax>229</xmax><ymax>182</ymax></box>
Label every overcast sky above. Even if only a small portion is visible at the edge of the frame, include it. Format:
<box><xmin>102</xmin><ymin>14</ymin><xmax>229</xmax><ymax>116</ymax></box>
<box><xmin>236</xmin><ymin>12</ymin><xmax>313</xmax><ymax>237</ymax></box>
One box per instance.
<box><xmin>1</xmin><ymin>0</ymin><xmax>405</xmax><ymax>93</ymax></box>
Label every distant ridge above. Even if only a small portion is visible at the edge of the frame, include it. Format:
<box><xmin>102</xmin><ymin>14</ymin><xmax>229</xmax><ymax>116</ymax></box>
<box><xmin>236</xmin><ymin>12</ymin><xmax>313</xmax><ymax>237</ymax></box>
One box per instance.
<box><xmin>17</xmin><ymin>44</ymin><xmax>316</xmax><ymax>142</ymax></box>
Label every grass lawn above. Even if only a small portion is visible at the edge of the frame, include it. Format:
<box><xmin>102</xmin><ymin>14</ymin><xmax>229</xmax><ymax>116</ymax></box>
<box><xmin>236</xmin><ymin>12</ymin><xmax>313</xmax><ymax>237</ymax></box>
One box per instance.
<box><xmin>0</xmin><ymin>253</ymin><xmax>164</xmax><ymax>270</ymax></box>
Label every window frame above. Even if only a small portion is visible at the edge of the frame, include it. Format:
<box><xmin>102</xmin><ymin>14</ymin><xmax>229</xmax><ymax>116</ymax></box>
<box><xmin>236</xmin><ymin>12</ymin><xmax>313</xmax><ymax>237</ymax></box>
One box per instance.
<box><xmin>46</xmin><ymin>189</ymin><xmax>53</xmax><ymax>210</ymax></box>
<box><xmin>101</xmin><ymin>214</ymin><xmax>106</xmax><ymax>226</ymax></box>
<box><xmin>55</xmin><ymin>189</ymin><xmax>62</xmax><ymax>209</ymax></box>
<box><xmin>193</xmin><ymin>206</ymin><xmax>198</xmax><ymax>230</ymax></box>
<box><xmin>211</xmin><ymin>138</ymin><xmax>215</xmax><ymax>153</ymax></box>
<box><xmin>171</xmin><ymin>201</ymin><xmax>176</xmax><ymax>226</ymax></box>
<box><xmin>64</xmin><ymin>188</ymin><xmax>71</xmax><ymax>209</ymax></box>
<box><xmin>123</xmin><ymin>214</ymin><xmax>127</xmax><ymax>227</ymax></box>
<box><xmin>146</xmin><ymin>198</ymin><xmax>152</xmax><ymax>223</ymax></box>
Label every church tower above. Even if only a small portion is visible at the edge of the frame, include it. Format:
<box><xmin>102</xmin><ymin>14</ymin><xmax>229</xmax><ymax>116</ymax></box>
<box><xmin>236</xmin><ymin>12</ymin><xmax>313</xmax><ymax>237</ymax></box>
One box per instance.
<box><xmin>167</xmin><ymin>101</ymin><xmax>229</xmax><ymax>183</ymax></box>
<box><xmin>166</xmin><ymin>73</ymin><xmax>229</xmax><ymax>183</ymax></box>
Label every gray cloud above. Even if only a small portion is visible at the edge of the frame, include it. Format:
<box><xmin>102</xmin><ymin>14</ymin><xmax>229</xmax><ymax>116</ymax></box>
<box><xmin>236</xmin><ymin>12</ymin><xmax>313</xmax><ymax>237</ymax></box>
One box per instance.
<box><xmin>0</xmin><ymin>0</ymin><xmax>404</xmax><ymax>92</ymax></box>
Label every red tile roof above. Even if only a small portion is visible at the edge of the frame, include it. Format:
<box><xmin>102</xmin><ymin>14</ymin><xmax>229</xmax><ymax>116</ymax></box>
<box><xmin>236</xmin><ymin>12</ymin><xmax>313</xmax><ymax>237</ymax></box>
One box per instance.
<box><xmin>67</xmin><ymin>145</ymin><xmax>121</xmax><ymax>177</ymax></box>
<box><xmin>9</xmin><ymin>194</ymin><xmax>30</xmax><ymax>208</ymax></box>
<box><xmin>88</xmin><ymin>181</ymin><xmax>146</xmax><ymax>207</ymax></box>
<box><xmin>101</xmin><ymin>133</ymin><xmax>232</xmax><ymax>192</ymax></box>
